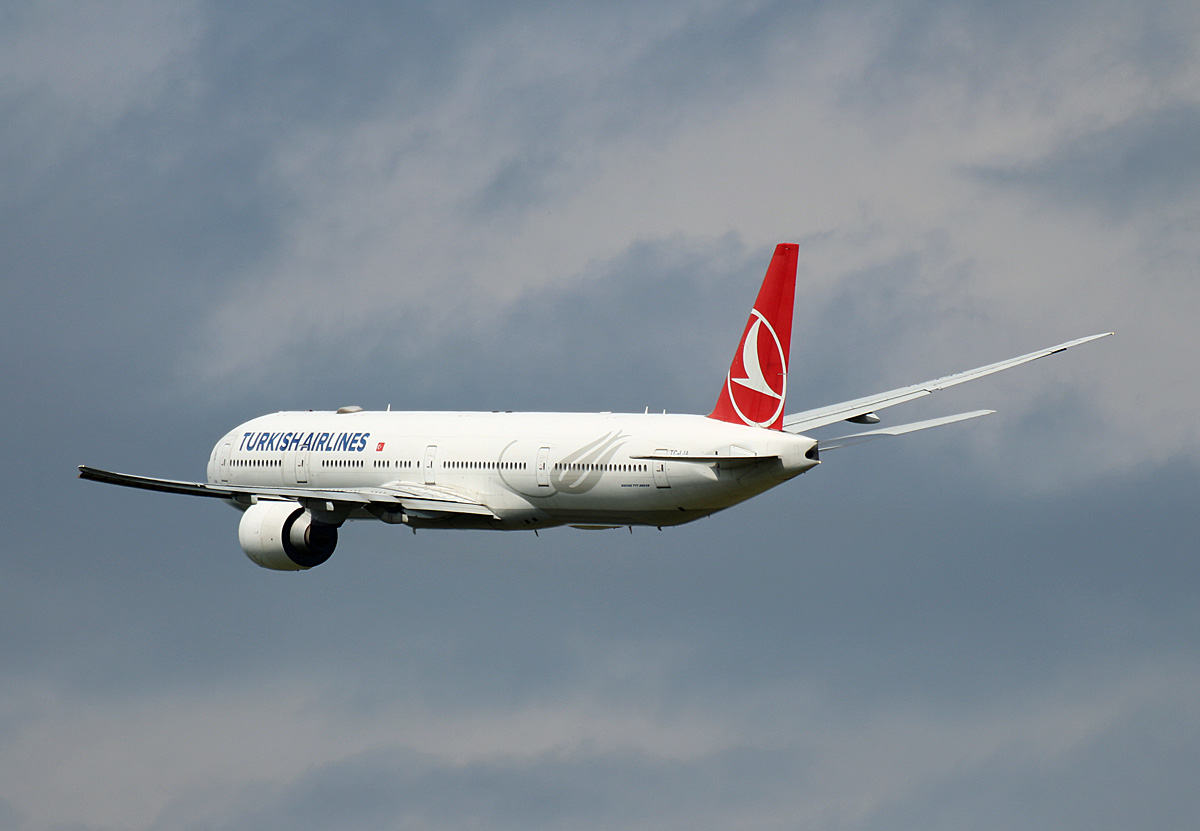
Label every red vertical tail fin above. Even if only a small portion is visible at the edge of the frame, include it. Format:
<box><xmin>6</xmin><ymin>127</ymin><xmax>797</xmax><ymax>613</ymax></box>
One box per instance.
<box><xmin>708</xmin><ymin>243</ymin><xmax>798</xmax><ymax>430</ymax></box>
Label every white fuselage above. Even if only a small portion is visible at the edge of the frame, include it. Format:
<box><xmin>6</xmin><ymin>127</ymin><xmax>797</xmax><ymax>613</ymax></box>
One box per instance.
<box><xmin>206</xmin><ymin>410</ymin><xmax>819</xmax><ymax>530</ymax></box>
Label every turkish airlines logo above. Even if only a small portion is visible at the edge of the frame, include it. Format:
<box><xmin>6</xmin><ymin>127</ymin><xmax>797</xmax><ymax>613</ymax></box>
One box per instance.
<box><xmin>727</xmin><ymin>309</ymin><xmax>787</xmax><ymax>428</ymax></box>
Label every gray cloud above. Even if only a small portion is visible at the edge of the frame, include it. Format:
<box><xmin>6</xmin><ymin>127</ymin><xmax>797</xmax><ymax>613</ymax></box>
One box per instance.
<box><xmin>2</xmin><ymin>2</ymin><xmax>1198</xmax><ymax>829</ymax></box>
<box><xmin>971</xmin><ymin>105</ymin><xmax>1200</xmax><ymax>219</ymax></box>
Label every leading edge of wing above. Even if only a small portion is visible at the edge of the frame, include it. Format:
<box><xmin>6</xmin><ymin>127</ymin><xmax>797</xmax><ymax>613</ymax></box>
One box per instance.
<box><xmin>782</xmin><ymin>332</ymin><xmax>1112</xmax><ymax>434</ymax></box>
<box><xmin>79</xmin><ymin>465</ymin><xmax>378</xmax><ymax>503</ymax></box>
<box><xmin>79</xmin><ymin>465</ymin><xmax>237</xmax><ymax>499</ymax></box>
<box><xmin>78</xmin><ymin>466</ymin><xmax>497</xmax><ymax>518</ymax></box>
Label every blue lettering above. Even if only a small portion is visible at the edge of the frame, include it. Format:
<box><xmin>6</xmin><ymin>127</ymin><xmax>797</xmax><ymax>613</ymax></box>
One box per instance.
<box><xmin>318</xmin><ymin>433</ymin><xmax>331</xmax><ymax>452</ymax></box>
<box><xmin>333</xmin><ymin>433</ymin><xmax>349</xmax><ymax>452</ymax></box>
<box><xmin>356</xmin><ymin>432</ymin><xmax>370</xmax><ymax>452</ymax></box>
<box><xmin>239</xmin><ymin>433</ymin><xmax>252</xmax><ymax>451</ymax></box>
<box><xmin>299</xmin><ymin>432</ymin><xmax>313</xmax><ymax>451</ymax></box>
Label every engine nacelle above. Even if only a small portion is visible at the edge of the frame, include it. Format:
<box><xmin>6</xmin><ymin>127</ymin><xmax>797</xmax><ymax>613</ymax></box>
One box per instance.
<box><xmin>237</xmin><ymin>502</ymin><xmax>337</xmax><ymax>571</ymax></box>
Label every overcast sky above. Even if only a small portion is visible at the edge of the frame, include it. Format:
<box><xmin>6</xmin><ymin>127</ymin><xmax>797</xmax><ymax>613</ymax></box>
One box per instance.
<box><xmin>2</xmin><ymin>1</ymin><xmax>1198</xmax><ymax>829</ymax></box>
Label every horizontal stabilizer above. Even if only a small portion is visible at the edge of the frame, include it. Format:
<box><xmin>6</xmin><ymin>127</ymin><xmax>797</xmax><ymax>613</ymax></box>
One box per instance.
<box><xmin>819</xmin><ymin>410</ymin><xmax>995</xmax><ymax>450</ymax></box>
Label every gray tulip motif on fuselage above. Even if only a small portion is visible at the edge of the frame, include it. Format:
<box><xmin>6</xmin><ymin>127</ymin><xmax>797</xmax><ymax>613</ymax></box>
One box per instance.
<box><xmin>548</xmin><ymin>431</ymin><xmax>630</xmax><ymax>494</ymax></box>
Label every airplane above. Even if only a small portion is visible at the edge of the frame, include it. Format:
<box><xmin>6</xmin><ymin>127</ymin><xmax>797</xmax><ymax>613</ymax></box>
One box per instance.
<box><xmin>80</xmin><ymin>244</ymin><xmax>1111</xmax><ymax>570</ymax></box>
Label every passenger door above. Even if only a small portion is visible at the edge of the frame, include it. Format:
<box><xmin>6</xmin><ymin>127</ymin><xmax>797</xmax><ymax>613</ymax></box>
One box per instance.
<box><xmin>423</xmin><ymin>445</ymin><xmax>438</xmax><ymax>485</ymax></box>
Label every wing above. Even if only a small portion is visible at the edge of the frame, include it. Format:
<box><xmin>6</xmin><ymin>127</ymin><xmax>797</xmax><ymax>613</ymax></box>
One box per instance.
<box><xmin>782</xmin><ymin>333</ymin><xmax>1112</xmax><ymax>434</ymax></box>
<box><xmin>77</xmin><ymin>466</ymin><xmax>498</xmax><ymax>519</ymax></box>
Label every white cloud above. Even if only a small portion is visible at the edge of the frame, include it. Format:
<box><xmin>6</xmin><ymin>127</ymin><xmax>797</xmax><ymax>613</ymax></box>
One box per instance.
<box><xmin>0</xmin><ymin>1</ymin><xmax>202</xmax><ymax>157</ymax></box>
<box><xmin>2</xmin><ymin>656</ymin><xmax>1194</xmax><ymax>830</ymax></box>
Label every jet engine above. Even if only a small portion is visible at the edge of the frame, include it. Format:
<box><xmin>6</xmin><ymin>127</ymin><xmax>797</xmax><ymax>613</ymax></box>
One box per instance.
<box><xmin>237</xmin><ymin>501</ymin><xmax>337</xmax><ymax>571</ymax></box>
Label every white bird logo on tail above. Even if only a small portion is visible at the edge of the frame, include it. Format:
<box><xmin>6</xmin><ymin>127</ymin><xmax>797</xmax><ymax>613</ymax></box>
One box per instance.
<box><xmin>728</xmin><ymin>309</ymin><xmax>787</xmax><ymax>428</ymax></box>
